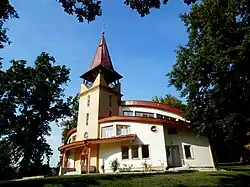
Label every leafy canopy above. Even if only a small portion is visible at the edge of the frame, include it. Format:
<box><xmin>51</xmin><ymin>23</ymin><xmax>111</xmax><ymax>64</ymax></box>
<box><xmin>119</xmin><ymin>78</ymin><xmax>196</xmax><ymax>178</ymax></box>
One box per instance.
<box><xmin>60</xmin><ymin>94</ymin><xmax>79</xmax><ymax>144</ymax></box>
<box><xmin>168</xmin><ymin>0</ymin><xmax>250</xmax><ymax>161</ymax></box>
<box><xmin>0</xmin><ymin>52</ymin><xmax>73</xmax><ymax>177</ymax></box>
<box><xmin>152</xmin><ymin>94</ymin><xmax>186</xmax><ymax>111</ymax></box>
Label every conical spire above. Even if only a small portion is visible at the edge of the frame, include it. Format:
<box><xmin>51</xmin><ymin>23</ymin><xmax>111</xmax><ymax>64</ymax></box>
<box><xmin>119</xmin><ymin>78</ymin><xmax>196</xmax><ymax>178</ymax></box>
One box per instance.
<box><xmin>80</xmin><ymin>33</ymin><xmax>122</xmax><ymax>84</ymax></box>
<box><xmin>89</xmin><ymin>33</ymin><xmax>114</xmax><ymax>71</ymax></box>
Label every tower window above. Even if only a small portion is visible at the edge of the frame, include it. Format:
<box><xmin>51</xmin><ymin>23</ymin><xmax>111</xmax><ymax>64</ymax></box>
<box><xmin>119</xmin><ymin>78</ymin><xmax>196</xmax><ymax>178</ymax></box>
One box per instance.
<box><xmin>86</xmin><ymin>113</ymin><xmax>89</xmax><ymax>126</ymax></box>
<box><xmin>109</xmin><ymin>111</ymin><xmax>112</xmax><ymax>117</ymax></box>
<box><xmin>87</xmin><ymin>95</ymin><xmax>90</xmax><ymax>107</ymax></box>
<box><xmin>109</xmin><ymin>95</ymin><xmax>112</xmax><ymax>107</ymax></box>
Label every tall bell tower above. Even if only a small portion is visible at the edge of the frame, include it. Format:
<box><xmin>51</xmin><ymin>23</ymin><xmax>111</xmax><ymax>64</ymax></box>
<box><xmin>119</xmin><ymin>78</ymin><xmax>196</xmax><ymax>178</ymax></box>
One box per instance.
<box><xmin>76</xmin><ymin>32</ymin><xmax>122</xmax><ymax>140</ymax></box>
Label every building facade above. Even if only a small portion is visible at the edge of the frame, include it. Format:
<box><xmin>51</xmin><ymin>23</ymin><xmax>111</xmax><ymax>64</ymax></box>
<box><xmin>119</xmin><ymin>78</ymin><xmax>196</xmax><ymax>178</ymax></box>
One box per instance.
<box><xmin>58</xmin><ymin>33</ymin><xmax>215</xmax><ymax>175</ymax></box>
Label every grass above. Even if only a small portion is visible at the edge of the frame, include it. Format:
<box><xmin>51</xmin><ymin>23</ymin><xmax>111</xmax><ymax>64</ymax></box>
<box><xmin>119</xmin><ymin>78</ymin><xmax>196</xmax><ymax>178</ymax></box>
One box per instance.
<box><xmin>1</xmin><ymin>165</ymin><xmax>250</xmax><ymax>187</ymax></box>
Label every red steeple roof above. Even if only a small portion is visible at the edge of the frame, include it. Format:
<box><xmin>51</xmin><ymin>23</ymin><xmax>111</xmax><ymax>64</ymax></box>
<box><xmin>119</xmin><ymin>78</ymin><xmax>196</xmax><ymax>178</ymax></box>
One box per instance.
<box><xmin>80</xmin><ymin>32</ymin><xmax>122</xmax><ymax>84</ymax></box>
<box><xmin>89</xmin><ymin>33</ymin><xmax>114</xmax><ymax>71</ymax></box>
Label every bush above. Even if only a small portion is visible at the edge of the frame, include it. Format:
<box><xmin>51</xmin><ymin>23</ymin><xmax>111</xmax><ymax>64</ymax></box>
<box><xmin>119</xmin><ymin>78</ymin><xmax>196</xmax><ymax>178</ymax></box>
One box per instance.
<box><xmin>110</xmin><ymin>158</ymin><xmax>120</xmax><ymax>173</ymax></box>
<box><xmin>119</xmin><ymin>164</ymin><xmax>133</xmax><ymax>172</ymax></box>
<box><xmin>141</xmin><ymin>161</ymin><xmax>152</xmax><ymax>172</ymax></box>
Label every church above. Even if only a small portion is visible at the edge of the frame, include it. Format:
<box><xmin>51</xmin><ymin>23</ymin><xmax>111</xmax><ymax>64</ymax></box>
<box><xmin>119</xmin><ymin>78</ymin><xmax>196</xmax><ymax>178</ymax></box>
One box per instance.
<box><xmin>58</xmin><ymin>33</ymin><xmax>215</xmax><ymax>175</ymax></box>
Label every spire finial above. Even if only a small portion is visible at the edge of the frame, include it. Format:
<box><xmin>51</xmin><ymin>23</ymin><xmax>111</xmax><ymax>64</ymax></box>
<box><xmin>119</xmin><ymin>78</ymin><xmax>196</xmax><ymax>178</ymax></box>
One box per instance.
<box><xmin>101</xmin><ymin>15</ymin><xmax>105</xmax><ymax>35</ymax></box>
<box><xmin>101</xmin><ymin>23</ymin><xmax>105</xmax><ymax>35</ymax></box>
<box><xmin>101</xmin><ymin>22</ymin><xmax>105</xmax><ymax>35</ymax></box>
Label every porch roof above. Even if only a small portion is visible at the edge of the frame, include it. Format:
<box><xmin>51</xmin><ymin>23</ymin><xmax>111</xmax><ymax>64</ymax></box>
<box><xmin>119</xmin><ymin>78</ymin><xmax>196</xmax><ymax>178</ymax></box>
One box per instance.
<box><xmin>58</xmin><ymin>134</ymin><xmax>136</xmax><ymax>151</ymax></box>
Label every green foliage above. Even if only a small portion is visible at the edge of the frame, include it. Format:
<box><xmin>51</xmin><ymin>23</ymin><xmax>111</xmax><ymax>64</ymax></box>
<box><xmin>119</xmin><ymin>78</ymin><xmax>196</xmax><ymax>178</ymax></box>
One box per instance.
<box><xmin>2</xmin><ymin>169</ymin><xmax>250</xmax><ymax>187</ymax></box>
<box><xmin>0</xmin><ymin>142</ymin><xmax>17</xmax><ymax>180</ymax></box>
<box><xmin>0</xmin><ymin>0</ymin><xmax>19</xmax><ymax>49</ymax></box>
<box><xmin>152</xmin><ymin>94</ymin><xmax>186</xmax><ymax>111</ymax></box>
<box><xmin>119</xmin><ymin>164</ymin><xmax>133</xmax><ymax>172</ymax></box>
<box><xmin>109</xmin><ymin>158</ymin><xmax>120</xmax><ymax>173</ymax></box>
<box><xmin>141</xmin><ymin>161</ymin><xmax>152</xmax><ymax>172</ymax></box>
<box><xmin>0</xmin><ymin>52</ymin><xmax>73</xmax><ymax>177</ymax></box>
<box><xmin>60</xmin><ymin>94</ymin><xmax>79</xmax><ymax>144</ymax></box>
<box><xmin>168</xmin><ymin>0</ymin><xmax>250</xmax><ymax>162</ymax></box>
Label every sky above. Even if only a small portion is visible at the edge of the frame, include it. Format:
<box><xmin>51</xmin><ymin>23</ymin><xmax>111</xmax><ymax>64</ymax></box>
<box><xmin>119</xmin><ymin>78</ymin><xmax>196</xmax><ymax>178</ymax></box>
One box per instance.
<box><xmin>1</xmin><ymin>0</ymin><xmax>190</xmax><ymax>167</ymax></box>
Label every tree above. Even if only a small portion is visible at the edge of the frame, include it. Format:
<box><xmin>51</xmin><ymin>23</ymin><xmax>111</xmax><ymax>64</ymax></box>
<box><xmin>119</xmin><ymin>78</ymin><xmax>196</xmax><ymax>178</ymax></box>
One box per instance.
<box><xmin>152</xmin><ymin>94</ymin><xmax>186</xmax><ymax>111</ymax></box>
<box><xmin>0</xmin><ymin>0</ymin><xmax>198</xmax><ymax>49</ymax></box>
<box><xmin>0</xmin><ymin>52</ymin><xmax>73</xmax><ymax>177</ymax></box>
<box><xmin>60</xmin><ymin>94</ymin><xmax>79</xmax><ymax>144</ymax></box>
<box><xmin>168</xmin><ymin>0</ymin><xmax>250</xmax><ymax>162</ymax></box>
<box><xmin>0</xmin><ymin>143</ymin><xmax>17</xmax><ymax>180</ymax></box>
<box><xmin>0</xmin><ymin>0</ymin><xmax>19</xmax><ymax>49</ymax></box>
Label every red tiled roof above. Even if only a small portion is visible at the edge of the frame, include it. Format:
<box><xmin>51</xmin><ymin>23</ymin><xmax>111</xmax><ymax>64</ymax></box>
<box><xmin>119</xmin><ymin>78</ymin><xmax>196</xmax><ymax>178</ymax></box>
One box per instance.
<box><xmin>58</xmin><ymin>134</ymin><xmax>136</xmax><ymax>151</ymax></box>
<box><xmin>66</xmin><ymin>127</ymin><xmax>77</xmax><ymax>138</ymax></box>
<box><xmin>98</xmin><ymin>116</ymin><xmax>187</xmax><ymax>128</ymax></box>
<box><xmin>121</xmin><ymin>100</ymin><xmax>184</xmax><ymax>116</ymax></box>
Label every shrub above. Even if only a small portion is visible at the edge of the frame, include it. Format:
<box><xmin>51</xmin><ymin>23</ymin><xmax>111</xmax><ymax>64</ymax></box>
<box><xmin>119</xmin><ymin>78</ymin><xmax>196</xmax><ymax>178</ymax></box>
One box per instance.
<box><xmin>119</xmin><ymin>164</ymin><xmax>133</xmax><ymax>172</ymax></box>
<box><xmin>110</xmin><ymin>158</ymin><xmax>120</xmax><ymax>173</ymax></box>
<box><xmin>141</xmin><ymin>161</ymin><xmax>152</xmax><ymax>172</ymax></box>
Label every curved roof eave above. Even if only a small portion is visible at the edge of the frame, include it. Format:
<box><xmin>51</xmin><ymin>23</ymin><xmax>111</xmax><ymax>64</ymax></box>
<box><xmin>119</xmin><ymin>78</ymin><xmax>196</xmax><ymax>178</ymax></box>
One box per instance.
<box><xmin>121</xmin><ymin>100</ymin><xmax>184</xmax><ymax>116</ymax></box>
<box><xmin>99</xmin><ymin>116</ymin><xmax>188</xmax><ymax>128</ymax></box>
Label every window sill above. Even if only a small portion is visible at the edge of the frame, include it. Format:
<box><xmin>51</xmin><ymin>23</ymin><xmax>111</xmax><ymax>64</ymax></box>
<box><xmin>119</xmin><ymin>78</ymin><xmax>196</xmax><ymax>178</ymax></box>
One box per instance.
<box><xmin>142</xmin><ymin>158</ymin><xmax>151</xmax><ymax>160</ymax></box>
<box><xmin>186</xmin><ymin>157</ymin><xmax>194</xmax><ymax>160</ymax></box>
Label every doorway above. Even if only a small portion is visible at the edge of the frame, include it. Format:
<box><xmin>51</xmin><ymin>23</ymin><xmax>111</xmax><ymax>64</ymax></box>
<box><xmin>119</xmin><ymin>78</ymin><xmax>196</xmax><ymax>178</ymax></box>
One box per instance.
<box><xmin>166</xmin><ymin>145</ymin><xmax>182</xmax><ymax>168</ymax></box>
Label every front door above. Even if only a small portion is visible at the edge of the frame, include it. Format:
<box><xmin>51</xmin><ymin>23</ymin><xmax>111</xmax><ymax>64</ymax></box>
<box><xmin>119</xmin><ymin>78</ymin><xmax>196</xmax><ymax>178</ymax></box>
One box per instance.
<box><xmin>166</xmin><ymin>145</ymin><xmax>182</xmax><ymax>168</ymax></box>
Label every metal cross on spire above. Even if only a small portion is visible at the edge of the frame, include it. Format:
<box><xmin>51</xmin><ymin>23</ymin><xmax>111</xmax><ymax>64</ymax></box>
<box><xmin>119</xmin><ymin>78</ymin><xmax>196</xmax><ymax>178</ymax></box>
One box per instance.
<box><xmin>101</xmin><ymin>15</ymin><xmax>105</xmax><ymax>34</ymax></box>
<box><xmin>101</xmin><ymin>23</ymin><xmax>105</xmax><ymax>35</ymax></box>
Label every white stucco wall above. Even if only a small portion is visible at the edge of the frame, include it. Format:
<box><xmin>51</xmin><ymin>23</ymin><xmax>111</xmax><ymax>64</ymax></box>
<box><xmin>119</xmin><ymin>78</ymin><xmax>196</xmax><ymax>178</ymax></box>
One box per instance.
<box><xmin>99</xmin><ymin>121</ymin><xmax>167</xmax><ymax>173</ymax></box>
<box><xmin>120</xmin><ymin>106</ymin><xmax>185</xmax><ymax>121</ymax></box>
<box><xmin>99</xmin><ymin>120</ymin><xmax>215</xmax><ymax>172</ymax></box>
<box><xmin>164</xmin><ymin>128</ymin><xmax>215</xmax><ymax>170</ymax></box>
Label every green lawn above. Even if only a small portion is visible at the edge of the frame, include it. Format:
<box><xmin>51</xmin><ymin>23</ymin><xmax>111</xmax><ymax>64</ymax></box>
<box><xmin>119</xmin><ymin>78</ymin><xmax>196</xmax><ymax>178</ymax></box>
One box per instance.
<box><xmin>1</xmin><ymin>165</ymin><xmax>250</xmax><ymax>187</ymax></box>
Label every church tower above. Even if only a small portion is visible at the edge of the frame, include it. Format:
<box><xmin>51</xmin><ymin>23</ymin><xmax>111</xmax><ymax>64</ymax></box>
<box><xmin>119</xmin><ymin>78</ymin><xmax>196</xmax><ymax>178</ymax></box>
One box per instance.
<box><xmin>76</xmin><ymin>33</ymin><xmax>122</xmax><ymax>140</ymax></box>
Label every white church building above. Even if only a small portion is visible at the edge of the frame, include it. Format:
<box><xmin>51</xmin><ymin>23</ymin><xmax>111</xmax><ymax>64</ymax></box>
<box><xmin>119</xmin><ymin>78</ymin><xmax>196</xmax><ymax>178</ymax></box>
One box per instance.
<box><xmin>58</xmin><ymin>33</ymin><xmax>215</xmax><ymax>175</ymax></box>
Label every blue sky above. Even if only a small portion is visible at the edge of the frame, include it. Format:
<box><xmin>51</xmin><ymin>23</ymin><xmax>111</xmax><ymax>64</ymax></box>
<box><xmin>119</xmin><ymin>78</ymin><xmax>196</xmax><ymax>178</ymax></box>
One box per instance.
<box><xmin>1</xmin><ymin>0</ymin><xmax>190</xmax><ymax>166</ymax></box>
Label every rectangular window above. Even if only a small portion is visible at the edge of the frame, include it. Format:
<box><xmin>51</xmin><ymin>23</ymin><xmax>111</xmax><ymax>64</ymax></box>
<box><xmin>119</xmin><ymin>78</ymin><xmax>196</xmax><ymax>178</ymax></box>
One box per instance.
<box><xmin>135</xmin><ymin>111</ymin><xmax>154</xmax><ymax>118</ymax></box>
<box><xmin>101</xmin><ymin>126</ymin><xmax>114</xmax><ymax>138</ymax></box>
<box><xmin>87</xmin><ymin>95</ymin><xmax>90</xmax><ymax>107</ymax></box>
<box><xmin>86</xmin><ymin>113</ymin><xmax>89</xmax><ymax>126</ymax></box>
<box><xmin>131</xmin><ymin>145</ymin><xmax>139</xmax><ymax>159</ymax></box>
<box><xmin>142</xmin><ymin>145</ymin><xmax>149</xmax><ymax>159</ymax></box>
<box><xmin>123</xmin><ymin>111</ymin><xmax>133</xmax><ymax>116</ymax></box>
<box><xmin>109</xmin><ymin>111</ymin><xmax>112</xmax><ymax>116</ymax></box>
<box><xmin>116</xmin><ymin>125</ymin><xmax>130</xmax><ymax>136</ymax></box>
<box><xmin>168</xmin><ymin>128</ymin><xmax>178</xmax><ymax>134</ymax></box>
<box><xmin>156</xmin><ymin>114</ymin><xmax>176</xmax><ymax>121</ymax></box>
<box><xmin>184</xmin><ymin>145</ymin><xmax>192</xmax><ymax>159</ymax></box>
<box><xmin>121</xmin><ymin>146</ymin><xmax>129</xmax><ymax>159</ymax></box>
<box><xmin>109</xmin><ymin>95</ymin><xmax>112</xmax><ymax>107</ymax></box>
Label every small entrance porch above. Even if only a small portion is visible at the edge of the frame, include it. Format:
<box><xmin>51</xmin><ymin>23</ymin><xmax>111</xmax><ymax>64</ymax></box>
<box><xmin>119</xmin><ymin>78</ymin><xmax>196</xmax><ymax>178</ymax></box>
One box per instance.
<box><xmin>60</xmin><ymin>141</ymin><xmax>98</xmax><ymax>175</ymax></box>
<box><xmin>58</xmin><ymin>134</ymin><xmax>136</xmax><ymax>175</ymax></box>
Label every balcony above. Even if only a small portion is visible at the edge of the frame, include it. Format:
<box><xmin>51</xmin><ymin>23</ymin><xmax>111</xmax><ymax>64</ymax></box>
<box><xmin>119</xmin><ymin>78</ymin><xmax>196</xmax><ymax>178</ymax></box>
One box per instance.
<box><xmin>101</xmin><ymin>124</ymin><xmax>131</xmax><ymax>138</ymax></box>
